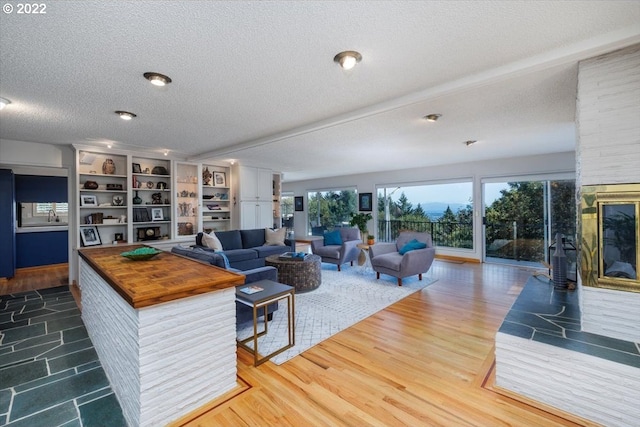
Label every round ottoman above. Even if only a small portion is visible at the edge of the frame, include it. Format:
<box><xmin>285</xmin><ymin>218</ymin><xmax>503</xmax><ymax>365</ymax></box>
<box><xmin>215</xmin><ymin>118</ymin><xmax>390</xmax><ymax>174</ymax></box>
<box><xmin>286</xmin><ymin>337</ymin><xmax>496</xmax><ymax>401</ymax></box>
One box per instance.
<box><xmin>265</xmin><ymin>254</ymin><xmax>322</xmax><ymax>293</ymax></box>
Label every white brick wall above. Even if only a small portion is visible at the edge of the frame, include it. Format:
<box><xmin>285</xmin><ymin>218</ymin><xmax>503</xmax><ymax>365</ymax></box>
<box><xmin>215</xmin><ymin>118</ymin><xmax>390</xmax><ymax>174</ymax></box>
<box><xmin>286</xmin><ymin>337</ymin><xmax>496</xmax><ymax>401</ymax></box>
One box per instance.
<box><xmin>496</xmin><ymin>333</ymin><xmax>640</xmax><ymax>427</ymax></box>
<box><xmin>577</xmin><ymin>43</ymin><xmax>640</xmax><ymax>343</ymax></box>
<box><xmin>79</xmin><ymin>259</ymin><xmax>237</xmax><ymax>427</ymax></box>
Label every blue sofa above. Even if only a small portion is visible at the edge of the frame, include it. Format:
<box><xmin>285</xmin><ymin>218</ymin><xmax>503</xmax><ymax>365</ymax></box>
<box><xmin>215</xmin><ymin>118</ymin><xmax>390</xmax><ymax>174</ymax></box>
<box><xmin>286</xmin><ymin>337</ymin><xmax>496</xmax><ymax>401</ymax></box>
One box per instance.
<box><xmin>171</xmin><ymin>245</ymin><xmax>279</xmax><ymax>324</ymax></box>
<box><xmin>193</xmin><ymin>228</ymin><xmax>295</xmax><ymax>270</ymax></box>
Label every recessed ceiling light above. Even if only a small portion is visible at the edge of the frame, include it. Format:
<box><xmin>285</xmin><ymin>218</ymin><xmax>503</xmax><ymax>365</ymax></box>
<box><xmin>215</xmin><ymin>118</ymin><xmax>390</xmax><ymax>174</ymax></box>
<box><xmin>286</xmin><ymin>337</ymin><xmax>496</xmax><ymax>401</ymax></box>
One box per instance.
<box><xmin>164</xmin><ymin>150</ymin><xmax>169</xmax><ymax>156</ymax></box>
<box><xmin>115</xmin><ymin>111</ymin><xmax>137</xmax><ymax>120</ymax></box>
<box><xmin>143</xmin><ymin>72</ymin><xmax>172</xmax><ymax>87</ymax></box>
<box><xmin>465</xmin><ymin>140</ymin><xmax>477</xmax><ymax>146</ymax></box>
<box><xmin>423</xmin><ymin>114</ymin><xmax>441</xmax><ymax>122</ymax></box>
<box><xmin>0</xmin><ymin>97</ymin><xmax>11</xmax><ymax>110</ymax></box>
<box><xmin>334</xmin><ymin>51</ymin><xmax>362</xmax><ymax>70</ymax></box>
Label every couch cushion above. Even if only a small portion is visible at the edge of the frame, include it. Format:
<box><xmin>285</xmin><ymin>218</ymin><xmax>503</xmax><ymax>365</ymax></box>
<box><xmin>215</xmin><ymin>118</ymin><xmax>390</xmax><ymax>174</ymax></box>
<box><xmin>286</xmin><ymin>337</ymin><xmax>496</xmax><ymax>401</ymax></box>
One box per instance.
<box><xmin>324</xmin><ymin>230</ymin><xmax>343</xmax><ymax>245</ymax></box>
<box><xmin>314</xmin><ymin>245</ymin><xmax>341</xmax><ymax>259</ymax></box>
<box><xmin>371</xmin><ymin>252</ymin><xmax>403</xmax><ymax>271</ymax></box>
<box><xmin>222</xmin><ymin>248</ymin><xmax>258</xmax><ymax>263</ymax></box>
<box><xmin>215</xmin><ymin>230</ymin><xmax>243</xmax><ymax>250</ymax></box>
<box><xmin>265</xmin><ymin>228</ymin><xmax>286</xmax><ymax>246</ymax></box>
<box><xmin>171</xmin><ymin>246</ymin><xmax>224</xmax><ymax>267</ymax></box>
<box><xmin>399</xmin><ymin>239</ymin><xmax>427</xmax><ymax>255</ymax></box>
<box><xmin>202</xmin><ymin>231</ymin><xmax>223</xmax><ymax>251</ymax></box>
<box><xmin>240</xmin><ymin>228</ymin><xmax>266</xmax><ymax>249</ymax></box>
<box><xmin>253</xmin><ymin>245</ymin><xmax>290</xmax><ymax>258</ymax></box>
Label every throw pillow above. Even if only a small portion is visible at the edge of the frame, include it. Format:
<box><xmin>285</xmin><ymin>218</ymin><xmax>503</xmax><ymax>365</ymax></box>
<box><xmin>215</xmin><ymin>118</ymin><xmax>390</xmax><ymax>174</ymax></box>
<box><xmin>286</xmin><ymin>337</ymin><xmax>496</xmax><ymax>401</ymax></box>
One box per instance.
<box><xmin>324</xmin><ymin>230</ymin><xmax>343</xmax><ymax>246</ymax></box>
<box><xmin>202</xmin><ymin>231</ymin><xmax>223</xmax><ymax>251</ymax></box>
<box><xmin>399</xmin><ymin>239</ymin><xmax>427</xmax><ymax>255</ymax></box>
<box><xmin>215</xmin><ymin>251</ymin><xmax>231</xmax><ymax>269</ymax></box>
<box><xmin>265</xmin><ymin>227</ymin><xmax>286</xmax><ymax>246</ymax></box>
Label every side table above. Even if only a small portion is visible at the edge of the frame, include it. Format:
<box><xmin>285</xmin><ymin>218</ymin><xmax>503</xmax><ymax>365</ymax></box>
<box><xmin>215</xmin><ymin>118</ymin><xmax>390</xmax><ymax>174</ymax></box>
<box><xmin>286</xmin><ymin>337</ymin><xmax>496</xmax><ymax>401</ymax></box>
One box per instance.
<box><xmin>356</xmin><ymin>243</ymin><xmax>373</xmax><ymax>273</ymax></box>
<box><xmin>236</xmin><ymin>279</ymin><xmax>295</xmax><ymax>366</ymax></box>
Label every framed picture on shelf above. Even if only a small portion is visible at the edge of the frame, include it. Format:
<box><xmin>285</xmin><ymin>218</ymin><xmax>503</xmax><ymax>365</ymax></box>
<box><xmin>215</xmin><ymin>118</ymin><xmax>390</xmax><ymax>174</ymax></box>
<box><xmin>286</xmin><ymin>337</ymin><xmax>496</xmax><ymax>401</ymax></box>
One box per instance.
<box><xmin>213</xmin><ymin>172</ymin><xmax>226</xmax><ymax>187</ymax></box>
<box><xmin>294</xmin><ymin>196</ymin><xmax>304</xmax><ymax>211</ymax></box>
<box><xmin>80</xmin><ymin>226</ymin><xmax>101</xmax><ymax>247</ymax></box>
<box><xmin>358</xmin><ymin>193</ymin><xmax>373</xmax><ymax>212</ymax></box>
<box><xmin>151</xmin><ymin>208</ymin><xmax>164</xmax><ymax>221</ymax></box>
<box><xmin>132</xmin><ymin>163</ymin><xmax>142</xmax><ymax>173</ymax></box>
<box><xmin>80</xmin><ymin>195</ymin><xmax>98</xmax><ymax>207</ymax></box>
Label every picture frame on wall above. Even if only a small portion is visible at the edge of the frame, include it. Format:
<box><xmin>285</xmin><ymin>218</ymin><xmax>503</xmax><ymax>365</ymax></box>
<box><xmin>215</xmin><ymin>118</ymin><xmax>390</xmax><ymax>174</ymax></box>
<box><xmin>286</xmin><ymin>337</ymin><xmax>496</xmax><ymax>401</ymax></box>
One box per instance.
<box><xmin>294</xmin><ymin>196</ymin><xmax>304</xmax><ymax>211</ymax></box>
<box><xmin>213</xmin><ymin>172</ymin><xmax>226</xmax><ymax>187</ymax></box>
<box><xmin>358</xmin><ymin>193</ymin><xmax>373</xmax><ymax>211</ymax></box>
<box><xmin>80</xmin><ymin>226</ymin><xmax>101</xmax><ymax>247</ymax></box>
<box><xmin>80</xmin><ymin>195</ymin><xmax>98</xmax><ymax>207</ymax></box>
<box><xmin>151</xmin><ymin>208</ymin><xmax>164</xmax><ymax>221</ymax></box>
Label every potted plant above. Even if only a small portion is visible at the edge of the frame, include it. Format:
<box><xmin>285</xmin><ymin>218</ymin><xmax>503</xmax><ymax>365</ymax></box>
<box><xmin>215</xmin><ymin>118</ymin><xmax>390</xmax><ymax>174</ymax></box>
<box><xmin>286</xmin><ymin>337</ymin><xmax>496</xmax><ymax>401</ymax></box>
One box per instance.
<box><xmin>367</xmin><ymin>234</ymin><xmax>375</xmax><ymax>245</ymax></box>
<box><xmin>350</xmin><ymin>212</ymin><xmax>372</xmax><ymax>241</ymax></box>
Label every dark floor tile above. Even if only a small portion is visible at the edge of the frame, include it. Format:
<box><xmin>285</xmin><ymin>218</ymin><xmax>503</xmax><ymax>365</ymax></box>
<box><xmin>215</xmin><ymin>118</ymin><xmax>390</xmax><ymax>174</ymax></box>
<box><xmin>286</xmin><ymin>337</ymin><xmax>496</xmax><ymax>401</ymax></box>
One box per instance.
<box><xmin>1</xmin><ymin>323</ymin><xmax>46</xmax><ymax>345</ymax></box>
<box><xmin>0</xmin><ymin>359</ymin><xmax>48</xmax><ymax>389</ymax></box>
<box><xmin>0</xmin><ymin>319</ymin><xmax>30</xmax><ymax>332</ymax></box>
<box><xmin>0</xmin><ymin>312</ymin><xmax>12</xmax><ymax>323</ymax></box>
<box><xmin>16</xmin><ymin>308</ymin><xmax>81</xmax><ymax>325</ymax></box>
<box><xmin>76</xmin><ymin>387</ymin><xmax>113</xmax><ymax>405</ymax></box>
<box><xmin>6</xmin><ymin>300</ymin><xmax>43</xmax><ymax>313</ymax></box>
<box><xmin>39</xmin><ymin>338</ymin><xmax>92</xmax><ymax>359</ymax></box>
<box><xmin>5</xmin><ymin>401</ymin><xmax>77</xmax><ymax>427</ymax></box>
<box><xmin>534</xmin><ymin>331</ymin><xmax>640</xmax><ymax>368</ymax></box>
<box><xmin>79</xmin><ymin>393</ymin><xmax>127</xmax><ymax>427</ymax></box>
<box><xmin>0</xmin><ymin>389</ymin><xmax>11</xmax><ymax>414</ymax></box>
<box><xmin>38</xmin><ymin>286</ymin><xmax>69</xmax><ymax>296</ymax></box>
<box><xmin>12</xmin><ymin>308</ymin><xmax>56</xmax><ymax>322</ymax></box>
<box><xmin>11</xmin><ymin>367</ymin><xmax>109</xmax><ymax>420</ymax></box>
<box><xmin>13</xmin><ymin>368</ymin><xmax>75</xmax><ymax>393</ymax></box>
<box><xmin>59</xmin><ymin>419</ymin><xmax>82</xmax><ymax>427</ymax></box>
<box><xmin>76</xmin><ymin>360</ymin><xmax>102</xmax><ymax>373</ymax></box>
<box><xmin>46</xmin><ymin>315</ymin><xmax>84</xmax><ymax>334</ymax></box>
<box><xmin>499</xmin><ymin>321</ymin><xmax>534</xmax><ymax>339</ymax></box>
<box><xmin>45</xmin><ymin>301</ymin><xmax>78</xmax><ymax>312</ymax></box>
<box><xmin>63</xmin><ymin>326</ymin><xmax>89</xmax><ymax>343</ymax></box>
<box><xmin>48</xmin><ymin>348</ymin><xmax>100</xmax><ymax>374</ymax></box>
<box><xmin>0</xmin><ymin>415</ymin><xmax>5</xmax><ymax>425</ymax></box>
<box><xmin>13</xmin><ymin>331</ymin><xmax>62</xmax><ymax>351</ymax></box>
<box><xmin>566</xmin><ymin>330</ymin><xmax>640</xmax><ymax>355</ymax></box>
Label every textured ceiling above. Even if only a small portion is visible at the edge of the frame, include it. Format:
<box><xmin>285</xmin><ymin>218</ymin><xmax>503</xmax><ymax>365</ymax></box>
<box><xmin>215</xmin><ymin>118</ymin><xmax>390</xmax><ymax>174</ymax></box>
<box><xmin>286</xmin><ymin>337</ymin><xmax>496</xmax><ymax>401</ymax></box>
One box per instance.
<box><xmin>1</xmin><ymin>1</ymin><xmax>639</xmax><ymax>181</ymax></box>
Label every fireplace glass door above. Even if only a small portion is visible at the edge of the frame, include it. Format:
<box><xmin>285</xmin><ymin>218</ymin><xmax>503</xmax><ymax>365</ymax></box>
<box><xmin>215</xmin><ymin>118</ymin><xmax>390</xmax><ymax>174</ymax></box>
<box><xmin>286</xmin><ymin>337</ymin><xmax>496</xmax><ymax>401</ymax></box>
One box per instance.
<box><xmin>600</xmin><ymin>203</ymin><xmax>638</xmax><ymax>281</ymax></box>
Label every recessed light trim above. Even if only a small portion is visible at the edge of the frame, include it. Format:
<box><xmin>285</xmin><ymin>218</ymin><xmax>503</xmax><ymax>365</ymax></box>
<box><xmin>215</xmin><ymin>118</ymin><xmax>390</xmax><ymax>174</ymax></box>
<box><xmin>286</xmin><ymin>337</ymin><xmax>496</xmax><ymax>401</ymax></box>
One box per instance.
<box><xmin>334</xmin><ymin>50</ymin><xmax>362</xmax><ymax>70</ymax></box>
<box><xmin>115</xmin><ymin>111</ymin><xmax>137</xmax><ymax>120</ymax></box>
<box><xmin>143</xmin><ymin>72</ymin><xmax>172</xmax><ymax>87</ymax></box>
<box><xmin>0</xmin><ymin>97</ymin><xmax>11</xmax><ymax>110</ymax></box>
<box><xmin>465</xmin><ymin>140</ymin><xmax>477</xmax><ymax>146</ymax></box>
<box><xmin>423</xmin><ymin>114</ymin><xmax>442</xmax><ymax>122</ymax></box>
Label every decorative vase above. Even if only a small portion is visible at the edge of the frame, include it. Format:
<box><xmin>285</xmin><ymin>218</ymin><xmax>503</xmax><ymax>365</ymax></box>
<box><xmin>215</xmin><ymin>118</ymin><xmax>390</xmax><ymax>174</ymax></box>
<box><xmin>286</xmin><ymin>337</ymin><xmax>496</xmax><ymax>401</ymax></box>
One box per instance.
<box><xmin>102</xmin><ymin>158</ymin><xmax>116</xmax><ymax>174</ymax></box>
<box><xmin>367</xmin><ymin>238</ymin><xmax>375</xmax><ymax>245</ymax></box>
<box><xmin>133</xmin><ymin>191</ymin><xmax>142</xmax><ymax>205</ymax></box>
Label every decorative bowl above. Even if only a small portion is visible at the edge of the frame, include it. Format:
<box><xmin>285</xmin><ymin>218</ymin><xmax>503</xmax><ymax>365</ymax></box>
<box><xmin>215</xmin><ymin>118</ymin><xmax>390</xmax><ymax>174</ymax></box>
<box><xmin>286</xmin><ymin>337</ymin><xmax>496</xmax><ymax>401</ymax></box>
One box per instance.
<box><xmin>121</xmin><ymin>247</ymin><xmax>162</xmax><ymax>261</ymax></box>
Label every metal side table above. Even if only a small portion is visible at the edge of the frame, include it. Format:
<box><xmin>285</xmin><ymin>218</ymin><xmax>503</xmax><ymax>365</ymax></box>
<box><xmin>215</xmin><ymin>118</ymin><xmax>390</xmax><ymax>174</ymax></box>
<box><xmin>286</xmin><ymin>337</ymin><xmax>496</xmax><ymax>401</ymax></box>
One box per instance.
<box><xmin>236</xmin><ymin>279</ymin><xmax>295</xmax><ymax>366</ymax></box>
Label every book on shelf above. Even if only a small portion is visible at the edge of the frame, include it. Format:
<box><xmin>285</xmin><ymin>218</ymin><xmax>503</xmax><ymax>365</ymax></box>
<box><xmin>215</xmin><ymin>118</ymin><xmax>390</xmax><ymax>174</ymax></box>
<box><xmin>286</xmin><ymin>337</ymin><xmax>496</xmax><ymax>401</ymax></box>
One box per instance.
<box><xmin>239</xmin><ymin>285</ymin><xmax>264</xmax><ymax>295</ymax></box>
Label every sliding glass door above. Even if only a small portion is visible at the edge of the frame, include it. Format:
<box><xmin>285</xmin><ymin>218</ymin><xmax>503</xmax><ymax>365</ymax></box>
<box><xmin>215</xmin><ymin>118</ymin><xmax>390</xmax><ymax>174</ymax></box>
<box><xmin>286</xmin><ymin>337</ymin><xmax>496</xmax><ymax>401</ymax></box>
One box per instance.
<box><xmin>483</xmin><ymin>179</ymin><xmax>575</xmax><ymax>266</ymax></box>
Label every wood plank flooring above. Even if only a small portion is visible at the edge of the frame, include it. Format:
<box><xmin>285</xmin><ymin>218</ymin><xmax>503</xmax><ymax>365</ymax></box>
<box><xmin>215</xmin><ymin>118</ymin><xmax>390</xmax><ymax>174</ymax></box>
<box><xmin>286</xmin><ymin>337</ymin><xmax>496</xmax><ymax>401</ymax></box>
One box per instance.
<box><xmin>2</xmin><ymin>260</ymin><xmax>598</xmax><ymax>426</ymax></box>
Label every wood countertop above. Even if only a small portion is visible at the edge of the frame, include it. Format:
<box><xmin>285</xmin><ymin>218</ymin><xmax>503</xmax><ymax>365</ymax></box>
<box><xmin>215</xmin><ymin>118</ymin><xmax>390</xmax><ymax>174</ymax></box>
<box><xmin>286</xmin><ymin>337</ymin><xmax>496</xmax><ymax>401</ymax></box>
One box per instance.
<box><xmin>78</xmin><ymin>245</ymin><xmax>245</xmax><ymax>309</ymax></box>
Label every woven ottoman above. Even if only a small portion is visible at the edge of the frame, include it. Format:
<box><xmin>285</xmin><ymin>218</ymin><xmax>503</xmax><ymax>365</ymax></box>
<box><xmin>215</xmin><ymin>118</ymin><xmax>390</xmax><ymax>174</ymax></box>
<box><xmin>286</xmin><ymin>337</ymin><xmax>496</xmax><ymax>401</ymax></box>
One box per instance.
<box><xmin>265</xmin><ymin>254</ymin><xmax>321</xmax><ymax>293</ymax></box>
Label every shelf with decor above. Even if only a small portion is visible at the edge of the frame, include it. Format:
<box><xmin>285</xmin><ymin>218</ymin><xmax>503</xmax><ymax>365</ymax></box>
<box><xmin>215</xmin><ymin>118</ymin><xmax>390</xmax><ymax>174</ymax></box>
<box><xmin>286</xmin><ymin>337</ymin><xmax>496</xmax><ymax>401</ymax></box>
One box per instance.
<box><xmin>131</xmin><ymin>156</ymin><xmax>172</xmax><ymax>241</ymax></box>
<box><xmin>201</xmin><ymin>164</ymin><xmax>231</xmax><ymax>233</ymax></box>
<box><xmin>175</xmin><ymin>162</ymin><xmax>200</xmax><ymax>238</ymax></box>
<box><xmin>76</xmin><ymin>150</ymin><xmax>129</xmax><ymax>246</ymax></box>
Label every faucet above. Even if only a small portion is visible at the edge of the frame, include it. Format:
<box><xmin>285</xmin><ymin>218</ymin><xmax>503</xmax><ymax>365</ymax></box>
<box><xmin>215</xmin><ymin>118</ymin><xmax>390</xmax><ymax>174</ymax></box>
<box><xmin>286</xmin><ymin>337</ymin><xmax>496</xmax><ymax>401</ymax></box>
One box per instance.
<box><xmin>48</xmin><ymin>209</ymin><xmax>56</xmax><ymax>223</ymax></box>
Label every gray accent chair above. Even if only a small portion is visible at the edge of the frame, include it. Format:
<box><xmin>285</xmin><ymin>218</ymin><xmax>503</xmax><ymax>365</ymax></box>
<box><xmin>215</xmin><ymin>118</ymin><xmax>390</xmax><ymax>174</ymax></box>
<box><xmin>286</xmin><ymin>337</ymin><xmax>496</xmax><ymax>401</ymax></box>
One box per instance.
<box><xmin>310</xmin><ymin>227</ymin><xmax>361</xmax><ymax>271</ymax></box>
<box><xmin>369</xmin><ymin>231</ymin><xmax>436</xmax><ymax>286</ymax></box>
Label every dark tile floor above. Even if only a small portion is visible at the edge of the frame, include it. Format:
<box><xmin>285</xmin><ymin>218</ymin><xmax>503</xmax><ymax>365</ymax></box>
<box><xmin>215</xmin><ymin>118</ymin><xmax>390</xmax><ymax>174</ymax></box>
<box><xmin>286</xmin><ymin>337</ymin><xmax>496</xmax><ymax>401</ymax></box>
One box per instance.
<box><xmin>499</xmin><ymin>276</ymin><xmax>640</xmax><ymax>368</ymax></box>
<box><xmin>0</xmin><ymin>286</ymin><xmax>126</xmax><ymax>427</ymax></box>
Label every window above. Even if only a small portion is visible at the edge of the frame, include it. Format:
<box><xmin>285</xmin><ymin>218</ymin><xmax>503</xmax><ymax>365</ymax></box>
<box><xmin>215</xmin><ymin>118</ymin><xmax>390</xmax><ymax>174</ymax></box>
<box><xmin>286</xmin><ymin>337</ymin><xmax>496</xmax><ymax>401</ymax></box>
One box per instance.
<box><xmin>34</xmin><ymin>202</ymin><xmax>68</xmax><ymax>216</ymax></box>
<box><xmin>307</xmin><ymin>189</ymin><xmax>357</xmax><ymax>235</ymax></box>
<box><xmin>377</xmin><ymin>182</ymin><xmax>473</xmax><ymax>248</ymax></box>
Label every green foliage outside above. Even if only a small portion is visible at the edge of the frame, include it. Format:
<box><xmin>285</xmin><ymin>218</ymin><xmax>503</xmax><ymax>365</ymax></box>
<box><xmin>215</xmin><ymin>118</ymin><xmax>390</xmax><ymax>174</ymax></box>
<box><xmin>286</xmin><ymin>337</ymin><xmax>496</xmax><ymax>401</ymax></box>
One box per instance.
<box><xmin>308</xmin><ymin>190</ymin><xmax>357</xmax><ymax>231</ymax></box>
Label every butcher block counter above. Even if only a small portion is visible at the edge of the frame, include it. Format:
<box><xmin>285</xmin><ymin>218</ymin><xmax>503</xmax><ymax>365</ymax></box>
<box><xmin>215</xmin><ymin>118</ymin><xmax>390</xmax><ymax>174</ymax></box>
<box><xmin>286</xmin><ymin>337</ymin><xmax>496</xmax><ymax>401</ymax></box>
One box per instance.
<box><xmin>78</xmin><ymin>244</ymin><xmax>244</xmax><ymax>308</ymax></box>
<box><xmin>77</xmin><ymin>245</ymin><xmax>245</xmax><ymax>427</ymax></box>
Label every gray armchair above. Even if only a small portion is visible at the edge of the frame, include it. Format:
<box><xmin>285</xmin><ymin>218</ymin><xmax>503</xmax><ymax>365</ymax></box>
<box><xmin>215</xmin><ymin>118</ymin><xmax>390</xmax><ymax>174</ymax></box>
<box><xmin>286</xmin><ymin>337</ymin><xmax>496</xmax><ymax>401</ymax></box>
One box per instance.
<box><xmin>311</xmin><ymin>227</ymin><xmax>361</xmax><ymax>271</ymax></box>
<box><xmin>369</xmin><ymin>231</ymin><xmax>436</xmax><ymax>286</ymax></box>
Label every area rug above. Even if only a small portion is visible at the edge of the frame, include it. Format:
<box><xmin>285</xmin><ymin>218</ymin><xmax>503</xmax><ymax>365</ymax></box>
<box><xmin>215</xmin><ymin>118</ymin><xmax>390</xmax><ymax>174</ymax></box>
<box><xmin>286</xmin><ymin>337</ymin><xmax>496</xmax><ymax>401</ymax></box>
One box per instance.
<box><xmin>237</xmin><ymin>268</ymin><xmax>437</xmax><ymax>365</ymax></box>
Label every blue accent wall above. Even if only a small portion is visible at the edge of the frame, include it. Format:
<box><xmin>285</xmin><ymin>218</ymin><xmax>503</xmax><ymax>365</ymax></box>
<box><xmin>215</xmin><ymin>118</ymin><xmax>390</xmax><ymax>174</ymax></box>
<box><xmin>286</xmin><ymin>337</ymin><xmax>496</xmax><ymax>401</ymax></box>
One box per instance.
<box><xmin>0</xmin><ymin>169</ymin><xmax>16</xmax><ymax>278</ymax></box>
<box><xmin>16</xmin><ymin>231</ymin><xmax>69</xmax><ymax>268</ymax></box>
<box><xmin>15</xmin><ymin>175</ymin><xmax>67</xmax><ymax>202</ymax></box>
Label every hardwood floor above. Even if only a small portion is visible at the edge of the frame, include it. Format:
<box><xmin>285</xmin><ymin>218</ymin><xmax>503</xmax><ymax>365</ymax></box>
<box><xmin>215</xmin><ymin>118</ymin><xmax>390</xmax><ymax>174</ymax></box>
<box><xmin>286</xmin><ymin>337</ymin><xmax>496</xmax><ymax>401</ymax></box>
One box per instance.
<box><xmin>0</xmin><ymin>263</ymin><xmax>68</xmax><ymax>295</ymax></box>
<box><xmin>3</xmin><ymin>261</ymin><xmax>597</xmax><ymax>426</ymax></box>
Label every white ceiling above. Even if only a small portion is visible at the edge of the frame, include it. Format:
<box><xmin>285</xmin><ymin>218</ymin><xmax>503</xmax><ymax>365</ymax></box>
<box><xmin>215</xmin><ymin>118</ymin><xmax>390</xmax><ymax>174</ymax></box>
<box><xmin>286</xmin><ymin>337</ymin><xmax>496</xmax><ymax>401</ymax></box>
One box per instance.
<box><xmin>1</xmin><ymin>1</ymin><xmax>639</xmax><ymax>182</ymax></box>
